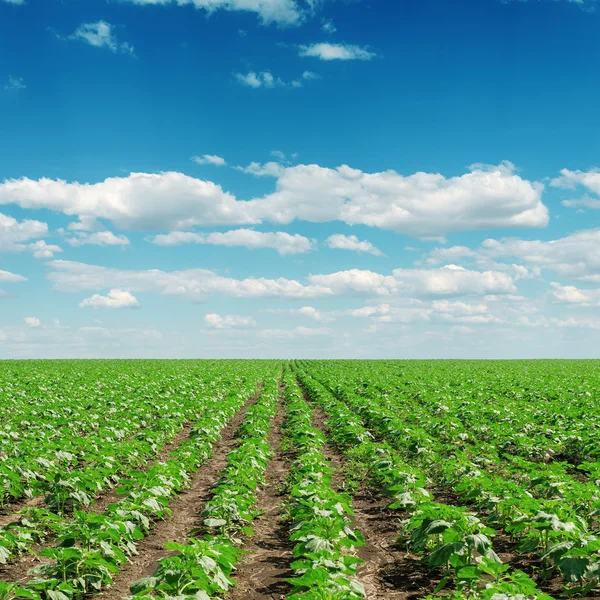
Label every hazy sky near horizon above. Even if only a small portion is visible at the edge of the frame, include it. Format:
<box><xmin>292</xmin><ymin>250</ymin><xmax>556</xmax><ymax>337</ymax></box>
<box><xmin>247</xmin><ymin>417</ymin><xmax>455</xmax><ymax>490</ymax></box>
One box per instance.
<box><xmin>1</xmin><ymin>0</ymin><xmax>600</xmax><ymax>359</ymax></box>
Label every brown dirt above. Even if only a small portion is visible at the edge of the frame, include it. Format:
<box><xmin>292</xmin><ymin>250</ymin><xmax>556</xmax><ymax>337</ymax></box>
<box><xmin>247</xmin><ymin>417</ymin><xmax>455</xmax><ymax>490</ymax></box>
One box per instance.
<box><xmin>0</xmin><ymin>496</ymin><xmax>44</xmax><ymax>528</ymax></box>
<box><xmin>90</xmin><ymin>423</ymin><xmax>194</xmax><ymax>514</ymax></box>
<box><xmin>0</xmin><ymin>424</ymin><xmax>198</xmax><ymax>582</ymax></box>
<box><xmin>308</xmin><ymin>404</ymin><xmax>431</xmax><ymax>600</ymax></box>
<box><xmin>97</xmin><ymin>387</ymin><xmax>262</xmax><ymax>600</ymax></box>
<box><xmin>228</xmin><ymin>392</ymin><xmax>295</xmax><ymax>600</ymax></box>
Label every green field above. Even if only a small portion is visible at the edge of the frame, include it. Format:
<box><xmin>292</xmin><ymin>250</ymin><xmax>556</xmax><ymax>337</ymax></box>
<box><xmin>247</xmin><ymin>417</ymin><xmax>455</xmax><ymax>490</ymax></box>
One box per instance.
<box><xmin>1</xmin><ymin>360</ymin><xmax>599</xmax><ymax>600</ymax></box>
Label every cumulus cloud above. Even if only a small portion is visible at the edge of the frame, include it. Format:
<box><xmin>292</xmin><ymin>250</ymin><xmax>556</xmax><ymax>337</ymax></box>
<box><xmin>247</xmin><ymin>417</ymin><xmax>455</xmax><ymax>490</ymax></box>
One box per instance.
<box><xmin>308</xmin><ymin>265</ymin><xmax>516</xmax><ymax>298</ymax></box>
<box><xmin>80</xmin><ymin>289</ymin><xmax>140</xmax><ymax>309</ymax></box>
<box><xmin>69</xmin><ymin>21</ymin><xmax>134</xmax><ymax>55</ymax></box>
<box><xmin>204</xmin><ymin>313</ymin><xmax>256</xmax><ymax>329</ymax></box>
<box><xmin>192</xmin><ymin>154</ymin><xmax>227</xmax><ymax>166</ymax></box>
<box><xmin>0</xmin><ymin>162</ymin><xmax>548</xmax><ymax>237</ymax></box>
<box><xmin>325</xmin><ymin>234</ymin><xmax>384</xmax><ymax>256</ymax></box>
<box><xmin>0</xmin><ymin>269</ymin><xmax>27</xmax><ymax>283</ymax></box>
<box><xmin>24</xmin><ymin>317</ymin><xmax>41</xmax><ymax>327</ymax></box>
<box><xmin>29</xmin><ymin>240</ymin><xmax>63</xmax><ymax>259</ymax></box>
<box><xmin>548</xmin><ymin>282</ymin><xmax>600</xmax><ymax>306</ymax></box>
<box><xmin>0</xmin><ymin>171</ymin><xmax>258</xmax><ymax>231</ymax></box>
<box><xmin>152</xmin><ymin>229</ymin><xmax>314</xmax><ymax>255</ymax></box>
<box><xmin>299</xmin><ymin>42</ymin><xmax>376</xmax><ymax>60</ymax></box>
<box><xmin>424</xmin><ymin>228</ymin><xmax>600</xmax><ymax>283</ymax></box>
<box><xmin>425</xmin><ymin>246</ymin><xmax>477</xmax><ymax>265</ymax></box>
<box><xmin>119</xmin><ymin>0</ymin><xmax>303</xmax><ymax>26</ymax></box>
<box><xmin>478</xmin><ymin>229</ymin><xmax>600</xmax><ymax>282</ymax></box>
<box><xmin>47</xmin><ymin>260</ymin><xmax>332</xmax><ymax>300</ymax></box>
<box><xmin>297</xmin><ymin>306</ymin><xmax>330</xmax><ymax>321</ymax></box>
<box><xmin>552</xmin><ymin>168</ymin><xmax>600</xmax><ymax>209</ymax></box>
<box><xmin>66</xmin><ymin>231</ymin><xmax>130</xmax><ymax>247</ymax></box>
<box><xmin>0</xmin><ymin>212</ymin><xmax>54</xmax><ymax>257</ymax></box>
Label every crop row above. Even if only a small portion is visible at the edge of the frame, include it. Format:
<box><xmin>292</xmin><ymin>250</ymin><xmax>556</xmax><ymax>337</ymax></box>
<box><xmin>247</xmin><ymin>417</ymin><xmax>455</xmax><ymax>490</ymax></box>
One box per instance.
<box><xmin>298</xmin><ymin>361</ymin><xmax>600</xmax><ymax>596</ymax></box>
<box><xmin>1</xmin><ymin>366</ymin><xmax>265</xmax><ymax>600</ymax></box>
<box><xmin>281</xmin><ymin>369</ymin><xmax>366</xmax><ymax>599</ymax></box>
<box><xmin>128</xmin><ymin>371</ymin><xmax>281</xmax><ymax>599</ymax></box>
<box><xmin>294</xmin><ymin>364</ymin><xmax>557</xmax><ymax>600</ymax></box>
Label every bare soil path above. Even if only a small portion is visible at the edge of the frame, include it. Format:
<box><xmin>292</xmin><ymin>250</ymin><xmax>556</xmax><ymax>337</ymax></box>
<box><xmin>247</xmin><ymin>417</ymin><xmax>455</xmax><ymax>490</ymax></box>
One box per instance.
<box><xmin>228</xmin><ymin>388</ymin><xmax>294</xmax><ymax>600</ymax></box>
<box><xmin>304</xmin><ymin>382</ymin><xmax>439</xmax><ymax>600</ymax></box>
<box><xmin>96</xmin><ymin>385</ymin><xmax>262</xmax><ymax>600</ymax></box>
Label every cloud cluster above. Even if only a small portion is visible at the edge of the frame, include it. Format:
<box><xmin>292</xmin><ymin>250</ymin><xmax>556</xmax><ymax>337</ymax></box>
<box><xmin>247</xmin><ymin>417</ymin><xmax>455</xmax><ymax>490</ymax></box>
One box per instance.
<box><xmin>425</xmin><ymin>228</ymin><xmax>600</xmax><ymax>283</ymax></box>
<box><xmin>152</xmin><ymin>229</ymin><xmax>314</xmax><ymax>255</ymax></box>
<box><xmin>192</xmin><ymin>154</ymin><xmax>227</xmax><ymax>167</ymax></box>
<box><xmin>204</xmin><ymin>313</ymin><xmax>256</xmax><ymax>329</ymax></box>
<box><xmin>80</xmin><ymin>289</ymin><xmax>140</xmax><ymax>309</ymax></box>
<box><xmin>0</xmin><ymin>212</ymin><xmax>52</xmax><ymax>255</ymax></box>
<box><xmin>120</xmin><ymin>0</ymin><xmax>303</xmax><ymax>26</ymax></box>
<box><xmin>4</xmin><ymin>75</ymin><xmax>26</xmax><ymax>91</ymax></box>
<box><xmin>69</xmin><ymin>21</ymin><xmax>134</xmax><ymax>55</ymax></box>
<box><xmin>47</xmin><ymin>260</ymin><xmax>332</xmax><ymax>300</ymax></box>
<box><xmin>0</xmin><ymin>269</ymin><xmax>27</xmax><ymax>283</ymax></box>
<box><xmin>552</xmin><ymin>168</ymin><xmax>600</xmax><ymax>210</ymax></box>
<box><xmin>234</xmin><ymin>70</ymin><xmax>319</xmax><ymax>89</ymax></box>
<box><xmin>66</xmin><ymin>231</ymin><xmax>131</xmax><ymax>247</ymax></box>
<box><xmin>308</xmin><ymin>265</ymin><xmax>516</xmax><ymax>297</ymax></box>
<box><xmin>46</xmin><ymin>260</ymin><xmax>517</xmax><ymax>304</ymax></box>
<box><xmin>299</xmin><ymin>43</ymin><xmax>376</xmax><ymax>60</ymax></box>
<box><xmin>0</xmin><ymin>162</ymin><xmax>548</xmax><ymax>238</ymax></box>
<box><xmin>325</xmin><ymin>234</ymin><xmax>383</xmax><ymax>256</ymax></box>
<box><xmin>549</xmin><ymin>282</ymin><xmax>600</xmax><ymax>306</ymax></box>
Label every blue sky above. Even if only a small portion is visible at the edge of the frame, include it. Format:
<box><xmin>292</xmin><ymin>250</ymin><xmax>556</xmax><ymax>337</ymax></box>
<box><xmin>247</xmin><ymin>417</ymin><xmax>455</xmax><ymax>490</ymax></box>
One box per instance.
<box><xmin>1</xmin><ymin>0</ymin><xmax>600</xmax><ymax>358</ymax></box>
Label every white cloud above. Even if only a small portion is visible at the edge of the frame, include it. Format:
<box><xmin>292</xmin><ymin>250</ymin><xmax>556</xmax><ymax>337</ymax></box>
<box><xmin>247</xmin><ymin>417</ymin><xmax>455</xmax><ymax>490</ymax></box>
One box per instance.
<box><xmin>297</xmin><ymin>306</ymin><xmax>330</xmax><ymax>321</ymax></box>
<box><xmin>29</xmin><ymin>240</ymin><xmax>62</xmax><ymax>259</ymax></box>
<box><xmin>80</xmin><ymin>289</ymin><xmax>140</xmax><ymax>309</ymax></box>
<box><xmin>430</xmin><ymin>299</ymin><xmax>489</xmax><ymax>315</ymax></box>
<box><xmin>552</xmin><ymin>169</ymin><xmax>600</xmax><ymax>210</ymax></box>
<box><xmin>326</xmin><ymin>234</ymin><xmax>384</xmax><ymax>256</ymax></box>
<box><xmin>0</xmin><ymin>269</ymin><xmax>27</xmax><ymax>283</ymax></box>
<box><xmin>0</xmin><ymin>171</ymin><xmax>257</xmax><ymax>231</ymax></box>
<box><xmin>425</xmin><ymin>246</ymin><xmax>477</xmax><ymax>265</ymax></box>
<box><xmin>299</xmin><ymin>42</ymin><xmax>376</xmax><ymax>61</ymax></box>
<box><xmin>257</xmin><ymin>325</ymin><xmax>331</xmax><ymax>338</ymax></box>
<box><xmin>67</xmin><ymin>216</ymin><xmax>99</xmax><ymax>232</ymax></box>
<box><xmin>4</xmin><ymin>75</ymin><xmax>26</xmax><ymax>91</ymax></box>
<box><xmin>119</xmin><ymin>0</ymin><xmax>303</xmax><ymax>26</ymax></box>
<box><xmin>152</xmin><ymin>229</ymin><xmax>314</xmax><ymax>255</ymax></box>
<box><xmin>192</xmin><ymin>154</ymin><xmax>226</xmax><ymax>167</ymax></box>
<box><xmin>2</xmin><ymin>0</ymin><xmax>26</xmax><ymax>4</ymax></box>
<box><xmin>0</xmin><ymin>212</ymin><xmax>49</xmax><ymax>254</ymax></box>
<box><xmin>308</xmin><ymin>265</ymin><xmax>516</xmax><ymax>298</ymax></box>
<box><xmin>0</xmin><ymin>162</ymin><xmax>547</xmax><ymax>237</ymax></box>
<box><xmin>301</xmin><ymin>70</ymin><xmax>321</xmax><ymax>81</ymax></box>
<box><xmin>548</xmin><ymin>282</ymin><xmax>600</xmax><ymax>306</ymax></box>
<box><xmin>69</xmin><ymin>21</ymin><xmax>134</xmax><ymax>55</ymax></box>
<box><xmin>246</xmin><ymin>161</ymin><xmax>547</xmax><ymax>237</ymax></box>
<box><xmin>24</xmin><ymin>317</ymin><xmax>41</xmax><ymax>327</ymax></box>
<box><xmin>423</xmin><ymin>228</ymin><xmax>600</xmax><ymax>284</ymax></box>
<box><xmin>451</xmin><ymin>325</ymin><xmax>475</xmax><ymax>335</ymax></box>
<box><xmin>47</xmin><ymin>260</ymin><xmax>332</xmax><ymax>300</ymax></box>
<box><xmin>478</xmin><ymin>229</ymin><xmax>600</xmax><ymax>282</ymax></box>
<box><xmin>295</xmin><ymin>326</ymin><xmax>331</xmax><ymax>336</ymax></box>
<box><xmin>67</xmin><ymin>231</ymin><xmax>130</xmax><ymax>247</ymax></box>
<box><xmin>204</xmin><ymin>313</ymin><xmax>256</xmax><ymax>329</ymax></box>
<box><xmin>321</xmin><ymin>18</ymin><xmax>336</xmax><ymax>33</ymax></box>
<box><xmin>235</xmin><ymin>161</ymin><xmax>285</xmax><ymax>177</ymax></box>
<box><xmin>234</xmin><ymin>70</ymin><xmax>319</xmax><ymax>89</ymax></box>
